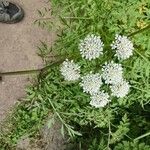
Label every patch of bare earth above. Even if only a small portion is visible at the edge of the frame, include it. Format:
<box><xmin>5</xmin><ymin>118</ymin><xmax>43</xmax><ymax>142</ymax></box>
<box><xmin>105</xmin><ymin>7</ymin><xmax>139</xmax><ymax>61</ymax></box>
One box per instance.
<box><xmin>16</xmin><ymin>120</ymin><xmax>67</xmax><ymax>150</ymax></box>
<box><xmin>0</xmin><ymin>0</ymin><xmax>56</xmax><ymax>122</ymax></box>
<box><xmin>0</xmin><ymin>1</ymin><xmax>68</xmax><ymax>149</ymax></box>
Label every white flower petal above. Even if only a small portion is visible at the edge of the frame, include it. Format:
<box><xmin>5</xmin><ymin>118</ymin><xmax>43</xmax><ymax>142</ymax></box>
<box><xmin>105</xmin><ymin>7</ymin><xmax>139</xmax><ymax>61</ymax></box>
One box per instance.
<box><xmin>90</xmin><ymin>91</ymin><xmax>110</xmax><ymax>108</ymax></box>
<box><xmin>110</xmin><ymin>80</ymin><xmax>130</xmax><ymax>98</ymax></box>
<box><xmin>79</xmin><ymin>34</ymin><xmax>104</xmax><ymax>60</ymax></box>
<box><xmin>60</xmin><ymin>59</ymin><xmax>80</xmax><ymax>81</ymax></box>
<box><xmin>111</xmin><ymin>34</ymin><xmax>134</xmax><ymax>60</ymax></box>
<box><xmin>102</xmin><ymin>61</ymin><xmax>123</xmax><ymax>85</ymax></box>
<box><xmin>80</xmin><ymin>72</ymin><xmax>102</xmax><ymax>95</ymax></box>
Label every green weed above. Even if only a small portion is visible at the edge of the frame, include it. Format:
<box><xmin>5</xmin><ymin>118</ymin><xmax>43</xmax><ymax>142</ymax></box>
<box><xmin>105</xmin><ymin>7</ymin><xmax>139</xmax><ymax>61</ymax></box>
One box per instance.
<box><xmin>1</xmin><ymin>0</ymin><xmax>150</xmax><ymax>149</ymax></box>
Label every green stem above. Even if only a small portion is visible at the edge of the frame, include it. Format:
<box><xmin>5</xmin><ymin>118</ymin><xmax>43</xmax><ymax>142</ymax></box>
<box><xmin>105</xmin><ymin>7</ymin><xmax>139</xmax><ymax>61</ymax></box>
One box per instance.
<box><xmin>0</xmin><ymin>59</ymin><xmax>65</xmax><ymax>78</ymax></box>
<box><xmin>134</xmin><ymin>132</ymin><xmax>150</xmax><ymax>141</ymax></box>
<box><xmin>0</xmin><ymin>53</ymin><xmax>80</xmax><ymax>80</ymax></box>
<box><xmin>63</xmin><ymin>16</ymin><xmax>92</xmax><ymax>20</ymax></box>
<box><xmin>107</xmin><ymin>119</ymin><xmax>111</xmax><ymax>149</ymax></box>
<box><xmin>132</xmin><ymin>86</ymin><xmax>148</xmax><ymax>93</ymax></box>
<box><xmin>128</xmin><ymin>24</ymin><xmax>150</xmax><ymax>37</ymax></box>
<box><xmin>106</xmin><ymin>105</ymin><xmax>111</xmax><ymax>150</ymax></box>
<box><xmin>134</xmin><ymin>49</ymin><xmax>149</xmax><ymax>62</ymax></box>
<box><xmin>48</xmin><ymin>98</ymin><xmax>65</xmax><ymax>125</ymax></box>
<box><xmin>0</xmin><ymin>69</ymin><xmax>39</xmax><ymax>76</ymax></box>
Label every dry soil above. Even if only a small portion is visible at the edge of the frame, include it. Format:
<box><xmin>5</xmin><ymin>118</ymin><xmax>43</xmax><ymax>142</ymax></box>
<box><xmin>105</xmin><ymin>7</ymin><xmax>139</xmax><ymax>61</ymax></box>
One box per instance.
<box><xmin>0</xmin><ymin>0</ymin><xmax>55</xmax><ymax>122</ymax></box>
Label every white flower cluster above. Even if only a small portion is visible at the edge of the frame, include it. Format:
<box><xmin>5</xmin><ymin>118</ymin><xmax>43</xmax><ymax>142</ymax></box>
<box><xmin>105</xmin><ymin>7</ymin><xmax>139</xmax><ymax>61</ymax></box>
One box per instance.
<box><xmin>110</xmin><ymin>80</ymin><xmax>130</xmax><ymax>98</ymax></box>
<box><xmin>60</xmin><ymin>33</ymin><xmax>133</xmax><ymax>108</ymax></box>
<box><xmin>90</xmin><ymin>91</ymin><xmax>110</xmax><ymax>108</ymax></box>
<box><xmin>80</xmin><ymin>72</ymin><xmax>102</xmax><ymax>95</ymax></box>
<box><xmin>111</xmin><ymin>34</ymin><xmax>134</xmax><ymax>60</ymax></box>
<box><xmin>60</xmin><ymin>59</ymin><xmax>80</xmax><ymax>81</ymax></box>
<box><xmin>102</xmin><ymin>61</ymin><xmax>130</xmax><ymax>98</ymax></box>
<box><xmin>102</xmin><ymin>61</ymin><xmax>123</xmax><ymax>85</ymax></box>
<box><xmin>79</xmin><ymin>34</ymin><xmax>104</xmax><ymax>60</ymax></box>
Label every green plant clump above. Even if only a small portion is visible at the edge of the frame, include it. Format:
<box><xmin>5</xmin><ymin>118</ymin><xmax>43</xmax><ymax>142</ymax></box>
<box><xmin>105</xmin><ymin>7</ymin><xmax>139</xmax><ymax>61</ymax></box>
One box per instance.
<box><xmin>1</xmin><ymin>0</ymin><xmax>150</xmax><ymax>149</ymax></box>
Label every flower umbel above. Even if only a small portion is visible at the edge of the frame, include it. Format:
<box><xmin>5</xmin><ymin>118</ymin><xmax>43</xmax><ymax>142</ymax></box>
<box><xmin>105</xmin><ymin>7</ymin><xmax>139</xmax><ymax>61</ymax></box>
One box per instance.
<box><xmin>110</xmin><ymin>80</ymin><xmax>130</xmax><ymax>98</ymax></box>
<box><xmin>79</xmin><ymin>34</ymin><xmax>104</xmax><ymax>60</ymax></box>
<box><xmin>80</xmin><ymin>72</ymin><xmax>102</xmax><ymax>95</ymax></box>
<box><xmin>90</xmin><ymin>91</ymin><xmax>110</xmax><ymax>108</ymax></box>
<box><xmin>111</xmin><ymin>34</ymin><xmax>134</xmax><ymax>60</ymax></box>
<box><xmin>102</xmin><ymin>61</ymin><xmax>123</xmax><ymax>85</ymax></box>
<box><xmin>60</xmin><ymin>59</ymin><xmax>80</xmax><ymax>81</ymax></box>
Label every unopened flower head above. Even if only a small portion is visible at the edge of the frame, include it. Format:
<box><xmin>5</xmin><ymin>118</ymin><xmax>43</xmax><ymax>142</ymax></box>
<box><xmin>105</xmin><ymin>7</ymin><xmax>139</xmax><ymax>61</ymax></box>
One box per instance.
<box><xmin>110</xmin><ymin>80</ymin><xmax>130</xmax><ymax>98</ymax></box>
<box><xmin>111</xmin><ymin>34</ymin><xmax>134</xmax><ymax>60</ymax></box>
<box><xmin>102</xmin><ymin>61</ymin><xmax>123</xmax><ymax>85</ymax></box>
<box><xmin>60</xmin><ymin>59</ymin><xmax>80</xmax><ymax>81</ymax></box>
<box><xmin>90</xmin><ymin>91</ymin><xmax>110</xmax><ymax>108</ymax></box>
<box><xmin>80</xmin><ymin>72</ymin><xmax>102</xmax><ymax>95</ymax></box>
<box><xmin>79</xmin><ymin>34</ymin><xmax>104</xmax><ymax>60</ymax></box>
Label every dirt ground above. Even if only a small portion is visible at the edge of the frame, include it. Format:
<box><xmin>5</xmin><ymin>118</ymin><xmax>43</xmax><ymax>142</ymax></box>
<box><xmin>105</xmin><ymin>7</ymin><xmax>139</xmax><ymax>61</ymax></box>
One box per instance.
<box><xmin>0</xmin><ymin>0</ymin><xmax>55</xmax><ymax>122</ymax></box>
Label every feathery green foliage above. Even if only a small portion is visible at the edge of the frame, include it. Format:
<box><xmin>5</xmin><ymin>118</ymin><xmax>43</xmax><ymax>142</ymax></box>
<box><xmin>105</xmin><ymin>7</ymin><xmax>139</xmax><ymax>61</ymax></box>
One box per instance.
<box><xmin>0</xmin><ymin>0</ymin><xmax>150</xmax><ymax>149</ymax></box>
